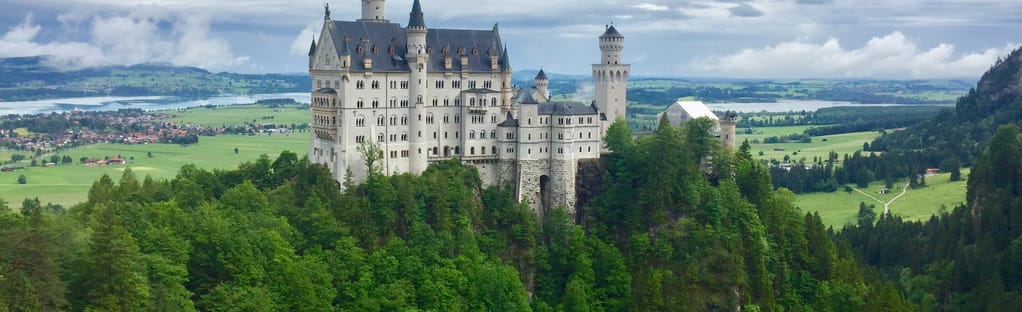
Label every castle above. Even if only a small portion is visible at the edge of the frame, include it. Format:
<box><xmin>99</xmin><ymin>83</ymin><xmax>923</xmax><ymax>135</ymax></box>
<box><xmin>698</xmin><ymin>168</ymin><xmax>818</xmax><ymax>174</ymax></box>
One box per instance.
<box><xmin>308</xmin><ymin>0</ymin><xmax>735</xmax><ymax>216</ymax></box>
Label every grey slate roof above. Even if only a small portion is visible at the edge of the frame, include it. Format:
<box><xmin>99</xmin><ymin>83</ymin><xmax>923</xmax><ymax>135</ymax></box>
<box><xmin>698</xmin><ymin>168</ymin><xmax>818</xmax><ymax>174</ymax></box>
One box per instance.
<box><xmin>497</xmin><ymin>118</ymin><xmax>519</xmax><ymax>127</ymax></box>
<box><xmin>408</xmin><ymin>0</ymin><xmax>426</xmax><ymax>29</ymax></box>
<box><xmin>601</xmin><ymin>25</ymin><xmax>623</xmax><ymax>38</ymax></box>
<box><xmin>535</xmin><ymin>69</ymin><xmax>547</xmax><ymax>80</ymax></box>
<box><xmin>326</xmin><ymin>20</ymin><xmax>504</xmax><ymax>73</ymax></box>
<box><xmin>308</xmin><ymin>39</ymin><xmax>316</xmax><ymax>56</ymax></box>
<box><xmin>517</xmin><ymin>88</ymin><xmax>538</xmax><ymax>104</ymax></box>
<box><xmin>539</xmin><ymin>101</ymin><xmax>598</xmax><ymax>116</ymax></box>
<box><xmin>314</xmin><ymin>88</ymin><xmax>337</xmax><ymax>94</ymax></box>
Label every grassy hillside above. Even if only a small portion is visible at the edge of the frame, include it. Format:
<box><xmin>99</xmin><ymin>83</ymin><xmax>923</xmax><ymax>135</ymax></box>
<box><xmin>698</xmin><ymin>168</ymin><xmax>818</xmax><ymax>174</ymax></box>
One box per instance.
<box><xmin>797</xmin><ymin>169</ymin><xmax>969</xmax><ymax>227</ymax></box>
<box><xmin>0</xmin><ymin>134</ymin><xmax>310</xmax><ymax>206</ymax></box>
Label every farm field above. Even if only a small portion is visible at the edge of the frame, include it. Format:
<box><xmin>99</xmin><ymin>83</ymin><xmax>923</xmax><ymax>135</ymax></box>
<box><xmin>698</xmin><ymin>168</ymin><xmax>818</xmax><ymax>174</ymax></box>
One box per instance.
<box><xmin>796</xmin><ymin>169</ymin><xmax>969</xmax><ymax>228</ymax></box>
<box><xmin>0</xmin><ymin>134</ymin><xmax>311</xmax><ymax>207</ymax></box>
<box><xmin>738</xmin><ymin>125</ymin><xmax>881</xmax><ymax>163</ymax></box>
<box><xmin>159</xmin><ymin>104</ymin><xmax>310</xmax><ymax>128</ymax></box>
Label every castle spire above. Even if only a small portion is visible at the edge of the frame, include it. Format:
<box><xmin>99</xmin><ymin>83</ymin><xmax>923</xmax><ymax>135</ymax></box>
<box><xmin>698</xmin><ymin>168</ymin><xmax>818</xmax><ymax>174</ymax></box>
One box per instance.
<box><xmin>408</xmin><ymin>0</ymin><xmax>426</xmax><ymax>29</ymax></box>
<box><xmin>500</xmin><ymin>44</ymin><xmax>510</xmax><ymax>71</ymax></box>
<box><xmin>308</xmin><ymin>38</ymin><xmax>317</xmax><ymax>56</ymax></box>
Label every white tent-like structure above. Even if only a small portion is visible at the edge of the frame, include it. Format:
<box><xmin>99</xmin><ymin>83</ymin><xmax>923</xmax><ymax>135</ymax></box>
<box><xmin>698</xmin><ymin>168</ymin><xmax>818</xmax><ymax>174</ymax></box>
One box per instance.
<box><xmin>662</xmin><ymin>100</ymin><xmax>718</xmax><ymax>126</ymax></box>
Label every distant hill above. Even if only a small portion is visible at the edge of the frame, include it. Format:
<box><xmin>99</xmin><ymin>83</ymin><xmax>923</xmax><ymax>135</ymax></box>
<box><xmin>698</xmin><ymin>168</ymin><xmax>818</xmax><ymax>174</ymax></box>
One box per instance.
<box><xmin>871</xmin><ymin>47</ymin><xmax>1022</xmax><ymax>164</ymax></box>
<box><xmin>0</xmin><ymin>56</ymin><xmax>311</xmax><ymax>101</ymax></box>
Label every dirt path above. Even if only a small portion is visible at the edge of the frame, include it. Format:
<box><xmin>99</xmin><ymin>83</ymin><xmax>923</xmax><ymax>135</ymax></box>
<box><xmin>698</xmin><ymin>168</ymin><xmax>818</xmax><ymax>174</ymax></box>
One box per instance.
<box><xmin>852</xmin><ymin>181</ymin><xmax>911</xmax><ymax>215</ymax></box>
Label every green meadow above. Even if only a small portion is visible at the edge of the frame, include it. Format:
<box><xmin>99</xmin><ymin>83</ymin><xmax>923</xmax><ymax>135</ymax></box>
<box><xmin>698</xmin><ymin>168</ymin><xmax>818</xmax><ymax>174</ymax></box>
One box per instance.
<box><xmin>738</xmin><ymin>125</ymin><xmax>881</xmax><ymax>163</ymax></box>
<box><xmin>796</xmin><ymin>169</ymin><xmax>969</xmax><ymax>228</ymax></box>
<box><xmin>0</xmin><ymin>134</ymin><xmax>311</xmax><ymax>207</ymax></box>
<box><xmin>161</xmin><ymin>104</ymin><xmax>310</xmax><ymax>128</ymax></box>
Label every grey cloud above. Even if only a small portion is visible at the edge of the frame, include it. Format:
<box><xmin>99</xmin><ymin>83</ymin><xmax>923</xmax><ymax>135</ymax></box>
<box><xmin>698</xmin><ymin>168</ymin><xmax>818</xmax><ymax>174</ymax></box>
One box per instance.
<box><xmin>729</xmin><ymin>4</ymin><xmax>764</xmax><ymax>17</ymax></box>
<box><xmin>795</xmin><ymin>0</ymin><xmax>834</xmax><ymax>4</ymax></box>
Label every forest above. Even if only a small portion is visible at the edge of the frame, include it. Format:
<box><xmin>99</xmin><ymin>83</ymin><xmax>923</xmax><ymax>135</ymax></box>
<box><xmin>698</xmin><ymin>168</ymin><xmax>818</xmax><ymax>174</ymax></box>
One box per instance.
<box><xmin>0</xmin><ymin>116</ymin><xmax>919</xmax><ymax>311</ymax></box>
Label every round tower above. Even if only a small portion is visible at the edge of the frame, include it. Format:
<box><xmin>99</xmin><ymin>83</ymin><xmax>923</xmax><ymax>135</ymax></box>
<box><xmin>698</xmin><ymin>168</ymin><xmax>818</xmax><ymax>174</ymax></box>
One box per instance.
<box><xmin>360</xmin><ymin>0</ymin><xmax>388</xmax><ymax>23</ymax></box>
<box><xmin>599</xmin><ymin>25</ymin><xmax>624</xmax><ymax>65</ymax></box>
<box><xmin>592</xmin><ymin>25</ymin><xmax>630</xmax><ymax>125</ymax></box>
<box><xmin>406</xmin><ymin>0</ymin><xmax>429</xmax><ymax>174</ymax></box>
<box><xmin>719</xmin><ymin>111</ymin><xmax>738</xmax><ymax>149</ymax></box>
<box><xmin>534</xmin><ymin>69</ymin><xmax>549</xmax><ymax>101</ymax></box>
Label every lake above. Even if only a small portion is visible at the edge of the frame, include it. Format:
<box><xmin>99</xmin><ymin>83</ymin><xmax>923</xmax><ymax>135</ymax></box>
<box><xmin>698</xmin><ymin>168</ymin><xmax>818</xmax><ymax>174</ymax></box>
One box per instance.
<box><xmin>0</xmin><ymin>93</ymin><xmax>312</xmax><ymax>115</ymax></box>
<box><xmin>705</xmin><ymin>100</ymin><xmax>949</xmax><ymax>113</ymax></box>
<box><xmin>0</xmin><ymin>94</ymin><xmax>943</xmax><ymax>116</ymax></box>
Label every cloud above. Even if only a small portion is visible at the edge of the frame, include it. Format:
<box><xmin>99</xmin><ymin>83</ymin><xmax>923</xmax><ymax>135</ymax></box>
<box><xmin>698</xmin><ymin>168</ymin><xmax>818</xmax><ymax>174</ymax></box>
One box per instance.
<box><xmin>795</xmin><ymin>0</ymin><xmax>834</xmax><ymax>4</ymax></box>
<box><xmin>0</xmin><ymin>12</ymin><xmax>248</xmax><ymax>70</ymax></box>
<box><xmin>729</xmin><ymin>4</ymin><xmax>764</xmax><ymax>18</ymax></box>
<box><xmin>691</xmin><ymin>31</ymin><xmax>1019</xmax><ymax>78</ymax></box>
<box><xmin>289</xmin><ymin>23</ymin><xmax>318</xmax><ymax>56</ymax></box>
<box><xmin>633</xmin><ymin>3</ymin><xmax>670</xmax><ymax>12</ymax></box>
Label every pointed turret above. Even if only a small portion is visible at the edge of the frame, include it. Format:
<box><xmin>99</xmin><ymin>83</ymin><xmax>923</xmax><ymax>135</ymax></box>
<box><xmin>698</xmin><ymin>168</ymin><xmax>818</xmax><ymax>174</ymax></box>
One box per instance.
<box><xmin>339</xmin><ymin>37</ymin><xmax>351</xmax><ymax>56</ymax></box>
<box><xmin>600</xmin><ymin>25</ymin><xmax>623</xmax><ymax>39</ymax></box>
<box><xmin>408</xmin><ymin>0</ymin><xmax>426</xmax><ymax>29</ymax></box>
<box><xmin>534</xmin><ymin>68</ymin><xmax>549</xmax><ymax>101</ymax></box>
<box><xmin>499</xmin><ymin>45</ymin><xmax>511</xmax><ymax>71</ymax></box>
<box><xmin>308</xmin><ymin>38</ymin><xmax>317</xmax><ymax>57</ymax></box>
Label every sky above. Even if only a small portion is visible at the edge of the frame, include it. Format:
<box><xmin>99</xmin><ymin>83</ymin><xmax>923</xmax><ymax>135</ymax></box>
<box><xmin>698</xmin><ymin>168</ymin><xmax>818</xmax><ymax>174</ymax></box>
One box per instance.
<box><xmin>0</xmin><ymin>0</ymin><xmax>1018</xmax><ymax>79</ymax></box>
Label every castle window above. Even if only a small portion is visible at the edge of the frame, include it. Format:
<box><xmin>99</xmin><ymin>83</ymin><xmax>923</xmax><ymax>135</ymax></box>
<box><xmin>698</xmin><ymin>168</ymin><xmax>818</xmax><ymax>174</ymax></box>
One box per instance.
<box><xmin>401</xmin><ymin>150</ymin><xmax>409</xmax><ymax>157</ymax></box>
<box><xmin>401</xmin><ymin>81</ymin><xmax>409</xmax><ymax>89</ymax></box>
<box><xmin>455</xmin><ymin>131</ymin><xmax>459</xmax><ymax>138</ymax></box>
<box><xmin>483</xmin><ymin>81</ymin><xmax>492</xmax><ymax>89</ymax></box>
<box><xmin>528</xmin><ymin>148</ymin><xmax>531</xmax><ymax>154</ymax></box>
<box><xmin>468</xmin><ymin>80</ymin><xmax>476</xmax><ymax>89</ymax></box>
<box><xmin>356</xmin><ymin>135</ymin><xmax>366</xmax><ymax>143</ymax></box>
<box><xmin>435</xmin><ymin>80</ymin><xmax>444</xmax><ymax>88</ymax></box>
<box><xmin>443</xmin><ymin>115</ymin><xmax>450</xmax><ymax>123</ymax></box>
<box><xmin>452</xmin><ymin>80</ymin><xmax>461</xmax><ymax>88</ymax></box>
<box><xmin>491</xmin><ymin>130</ymin><xmax>496</xmax><ymax>138</ymax></box>
<box><xmin>378</xmin><ymin>133</ymin><xmax>384</xmax><ymax>142</ymax></box>
<box><xmin>444</xmin><ymin>132</ymin><xmax>448</xmax><ymax>139</ymax></box>
<box><xmin>470</xmin><ymin>98</ymin><xmax>475</xmax><ymax>106</ymax></box>
<box><xmin>400</xmin><ymin>100</ymin><xmax>408</xmax><ymax>107</ymax></box>
<box><xmin>390</xmin><ymin>115</ymin><xmax>397</xmax><ymax>125</ymax></box>
<box><xmin>454</xmin><ymin>114</ymin><xmax>461</xmax><ymax>123</ymax></box>
<box><xmin>432</xmin><ymin>98</ymin><xmax>438</xmax><ymax>106</ymax></box>
<box><xmin>401</xmin><ymin>133</ymin><xmax>407</xmax><ymax>141</ymax></box>
<box><xmin>444</xmin><ymin>98</ymin><xmax>449</xmax><ymax>106</ymax></box>
<box><xmin>390</xmin><ymin>81</ymin><xmax>397</xmax><ymax>89</ymax></box>
<box><xmin>528</xmin><ymin>133</ymin><xmax>532</xmax><ymax>140</ymax></box>
<box><xmin>433</xmin><ymin>132</ymin><xmax>437</xmax><ymax>139</ymax></box>
<box><xmin>470</xmin><ymin>147</ymin><xmax>475</xmax><ymax>155</ymax></box>
<box><xmin>356</xmin><ymin>118</ymin><xmax>365</xmax><ymax>127</ymax></box>
<box><xmin>469</xmin><ymin>131</ymin><xmax>475</xmax><ymax>139</ymax></box>
<box><xmin>390</xmin><ymin>134</ymin><xmax>397</xmax><ymax>142</ymax></box>
<box><xmin>390</xmin><ymin>99</ymin><xmax>397</xmax><ymax>107</ymax></box>
<box><xmin>454</xmin><ymin>98</ymin><xmax>461</xmax><ymax>106</ymax></box>
<box><xmin>372</xmin><ymin>80</ymin><xmax>380</xmax><ymax>89</ymax></box>
<box><xmin>401</xmin><ymin>115</ymin><xmax>407</xmax><ymax>125</ymax></box>
<box><xmin>492</xmin><ymin>146</ymin><xmax>497</xmax><ymax>154</ymax></box>
<box><xmin>377</xmin><ymin>116</ymin><xmax>384</xmax><ymax>126</ymax></box>
<box><xmin>490</xmin><ymin>97</ymin><xmax>497</xmax><ymax>106</ymax></box>
<box><xmin>372</xmin><ymin>99</ymin><xmax>379</xmax><ymax>108</ymax></box>
<box><xmin>356</xmin><ymin>80</ymin><xmax>365</xmax><ymax>89</ymax></box>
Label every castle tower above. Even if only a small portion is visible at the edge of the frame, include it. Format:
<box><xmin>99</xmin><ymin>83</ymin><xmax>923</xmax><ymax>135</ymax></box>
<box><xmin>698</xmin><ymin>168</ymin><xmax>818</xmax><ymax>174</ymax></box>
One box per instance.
<box><xmin>592</xmin><ymin>25</ymin><xmax>630</xmax><ymax>123</ymax></box>
<box><xmin>534</xmin><ymin>69</ymin><xmax>549</xmax><ymax>101</ymax></box>
<box><xmin>406</xmin><ymin>0</ymin><xmax>429</xmax><ymax>174</ymax></box>
<box><xmin>359</xmin><ymin>0</ymin><xmax>389</xmax><ymax>23</ymax></box>
<box><xmin>499</xmin><ymin>43</ymin><xmax>513</xmax><ymax>113</ymax></box>
<box><xmin>719</xmin><ymin>111</ymin><xmax>737</xmax><ymax>149</ymax></box>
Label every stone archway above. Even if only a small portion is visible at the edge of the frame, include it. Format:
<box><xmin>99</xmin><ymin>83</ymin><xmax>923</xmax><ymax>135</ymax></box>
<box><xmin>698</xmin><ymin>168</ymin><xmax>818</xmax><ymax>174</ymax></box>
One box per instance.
<box><xmin>539</xmin><ymin>175</ymin><xmax>552</xmax><ymax>215</ymax></box>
